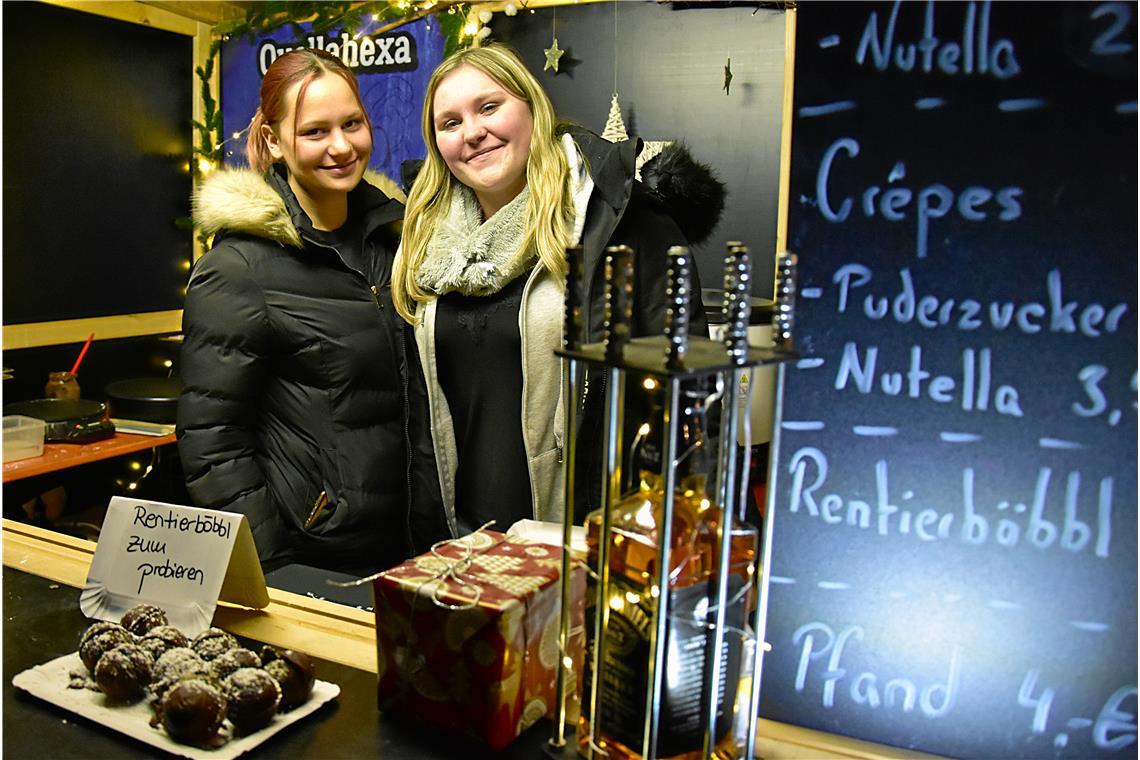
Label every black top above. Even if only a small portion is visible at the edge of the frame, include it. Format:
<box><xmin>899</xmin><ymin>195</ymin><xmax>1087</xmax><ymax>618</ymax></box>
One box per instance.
<box><xmin>308</xmin><ymin>216</ymin><xmax>366</xmax><ymax>276</ymax></box>
<box><xmin>435</xmin><ymin>274</ymin><xmax>533</xmax><ymax>534</ymax></box>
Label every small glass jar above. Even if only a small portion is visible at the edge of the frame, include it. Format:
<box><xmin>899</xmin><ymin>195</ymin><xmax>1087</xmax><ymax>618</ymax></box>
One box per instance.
<box><xmin>44</xmin><ymin>371</ymin><xmax>80</xmax><ymax>400</ymax></box>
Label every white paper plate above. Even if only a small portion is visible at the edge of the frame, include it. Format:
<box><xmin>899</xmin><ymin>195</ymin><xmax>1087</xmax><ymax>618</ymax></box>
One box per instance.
<box><xmin>12</xmin><ymin>652</ymin><xmax>340</xmax><ymax>759</ymax></box>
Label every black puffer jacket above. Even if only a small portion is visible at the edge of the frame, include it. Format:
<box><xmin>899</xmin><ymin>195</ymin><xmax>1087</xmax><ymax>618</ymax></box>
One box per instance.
<box><xmin>178</xmin><ymin>166</ymin><xmax>437</xmax><ymax>574</ymax></box>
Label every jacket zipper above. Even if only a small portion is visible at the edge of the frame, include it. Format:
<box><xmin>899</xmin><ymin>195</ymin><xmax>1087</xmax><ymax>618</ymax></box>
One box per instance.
<box><xmin>303</xmin><ymin>231</ymin><xmax>412</xmax><ymax>548</ymax></box>
<box><xmin>376</xmin><ymin>284</ymin><xmax>417</xmax><ymax>553</ymax></box>
<box><xmin>305</xmin><ymin>491</ymin><xmax>329</xmax><ymax>530</ymax></box>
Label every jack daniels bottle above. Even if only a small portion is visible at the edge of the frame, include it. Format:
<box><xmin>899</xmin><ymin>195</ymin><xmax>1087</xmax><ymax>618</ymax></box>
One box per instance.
<box><xmin>577</xmin><ymin>245</ymin><xmax>759</xmax><ymax>760</ymax></box>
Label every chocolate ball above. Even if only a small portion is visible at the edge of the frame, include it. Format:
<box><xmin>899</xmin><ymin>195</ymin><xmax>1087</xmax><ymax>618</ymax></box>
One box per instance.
<box><xmin>224</xmin><ymin>667</ymin><xmax>281</xmax><ymax>733</ymax></box>
<box><xmin>262</xmin><ymin>649</ymin><xmax>316</xmax><ymax>710</ymax></box>
<box><xmin>152</xmin><ymin>647</ymin><xmax>209</xmax><ymax>699</ymax></box>
<box><xmin>120</xmin><ymin>604</ymin><xmax>169</xmax><ymax>637</ymax></box>
<box><xmin>209</xmin><ymin>647</ymin><xmax>261</xmax><ymax>681</ymax></box>
<box><xmin>191</xmin><ymin>627</ymin><xmax>239</xmax><ymax>662</ymax></box>
<box><xmin>139</xmin><ymin>625</ymin><xmax>190</xmax><ymax>661</ymax></box>
<box><xmin>94</xmin><ymin>642</ymin><xmax>153</xmax><ymax>701</ymax></box>
<box><xmin>79</xmin><ymin>620</ymin><xmax>121</xmax><ymax>646</ymax></box>
<box><xmin>79</xmin><ymin>622</ymin><xmax>135</xmax><ymax>674</ymax></box>
<box><xmin>159</xmin><ymin>678</ymin><xmax>227</xmax><ymax>746</ymax></box>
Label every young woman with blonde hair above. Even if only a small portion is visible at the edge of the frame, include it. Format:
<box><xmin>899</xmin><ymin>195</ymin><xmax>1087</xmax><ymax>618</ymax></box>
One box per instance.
<box><xmin>393</xmin><ymin>44</ymin><xmax>710</xmax><ymax>543</ymax></box>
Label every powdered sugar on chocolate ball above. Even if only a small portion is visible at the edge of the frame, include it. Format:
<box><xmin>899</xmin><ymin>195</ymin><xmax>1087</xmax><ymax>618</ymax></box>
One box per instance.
<box><xmin>262</xmin><ymin>649</ymin><xmax>315</xmax><ymax>710</ymax></box>
<box><xmin>158</xmin><ymin>677</ymin><xmax>228</xmax><ymax>746</ymax></box>
<box><xmin>224</xmin><ymin>667</ymin><xmax>281</xmax><ymax>732</ymax></box>
<box><xmin>209</xmin><ymin>647</ymin><xmax>260</xmax><ymax>681</ymax></box>
<box><xmin>191</xmin><ymin>627</ymin><xmax>239</xmax><ymax>662</ymax></box>
<box><xmin>120</xmin><ymin>604</ymin><xmax>169</xmax><ymax>637</ymax></box>
<box><xmin>79</xmin><ymin>623</ymin><xmax>135</xmax><ymax>674</ymax></box>
<box><xmin>94</xmin><ymin>642</ymin><xmax>153</xmax><ymax>701</ymax></box>
<box><xmin>139</xmin><ymin>625</ymin><xmax>190</xmax><ymax>661</ymax></box>
<box><xmin>152</xmin><ymin>647</ymin><xmax>209</xmax><ymax>699</ymax></box>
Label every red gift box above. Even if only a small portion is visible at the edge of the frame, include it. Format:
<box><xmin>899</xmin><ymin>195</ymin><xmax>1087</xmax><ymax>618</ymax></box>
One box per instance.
<box><xmin>373</xmin><ymin>530</ymin><xmax>585</xmax><ymax>751</ymax></box>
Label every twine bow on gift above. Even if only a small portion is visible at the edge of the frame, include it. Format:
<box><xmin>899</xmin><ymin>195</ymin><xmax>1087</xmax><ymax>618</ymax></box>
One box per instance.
<box><xmin>412</xmin><ymin>522</ymin><xmax>502</xmax><ymax>610</ymax></box>
<box><xmin>328</xmin><ymin>521</ymin><xmax>499</xmax><ymax>611</ymax></box>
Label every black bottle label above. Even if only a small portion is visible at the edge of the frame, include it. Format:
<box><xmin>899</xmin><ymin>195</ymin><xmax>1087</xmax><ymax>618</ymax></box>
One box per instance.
<box><xmin>583</xmin><ymin>573</ymin><xmax>746</xmax><ymax>756</ymax></box>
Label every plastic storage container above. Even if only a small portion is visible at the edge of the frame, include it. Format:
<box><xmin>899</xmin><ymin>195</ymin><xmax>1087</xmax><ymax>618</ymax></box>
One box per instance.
<box><xmin>3</xmin><ymin>415</ymin><xmax>46</xmax><ymax>462</ymax></box>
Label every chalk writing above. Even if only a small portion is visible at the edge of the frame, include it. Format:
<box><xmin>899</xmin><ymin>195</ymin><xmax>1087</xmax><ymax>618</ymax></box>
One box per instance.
<box><xmin>792</xmin><ymin>621</ymin><xmax>961</xmax><ymax>716</ymax></box>
<box><xmin>1094</xmin><ymin>686</ymin><xmax>1139</xmax><ymax>750</ymax></box>
<box><xmin>786</xmin><ymin>448</ymin><xmax>1115</xmax><ymax>558</ymax></box>
<box><xmin>1090</xmin><ymin>3</ymin><xmax>1135</xmax><ymax>56</ymax></box>
<box><xmin>835</xmin><ymin>343</ymin><xmax>1023</xmax><ymax>416</ymax></box>
<box><xmin>831</xmin><ymin>265</ymin><xmax>1130</xmax><ymax>338</ymax></box>
<box><xmin>768</xmin><ymin>3</ymin><xmax>1137</xmax><ymax>755</ymax></box>
<box><xmin>855</xmin><ymin>0</ymin><xmax>1019</xmax><ymax>78</ymax></box>
<box><xmin>815</xmin><ymin>137</ymin><xmax>1023</xmax><ymax>258</ymax></box>
<box><xmin>1073</xmin><ymin>365</ymin><xmax>1139</xmax><ymax>427</ymax></box>
<box><xmin>1020</xmin><ymin>670</ymin><xmax>1137</xmax><ymax>751</ymax></box>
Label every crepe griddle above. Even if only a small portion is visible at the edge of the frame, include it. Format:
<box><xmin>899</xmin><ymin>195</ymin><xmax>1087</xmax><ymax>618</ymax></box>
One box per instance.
<box><xmin>105</xmin><ymin>377</ymin><xmax>181</xmax><ymax>424</ymax></box>
<box><xmin>3</xmin><ymin>398</ymin><xmax>115</xmax><ymax>443</ymax></box>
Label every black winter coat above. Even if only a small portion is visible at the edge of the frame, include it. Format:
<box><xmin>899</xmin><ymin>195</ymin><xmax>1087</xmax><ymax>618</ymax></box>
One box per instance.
<box><xmin>565</xmin><ymin>127</ymin><xmax>711</xmax><ymax>520</ymax></box>
<box><xmin>178</xmin><ymin>167</ymin><xmax>436</xmax><ymax>574</ymax></box>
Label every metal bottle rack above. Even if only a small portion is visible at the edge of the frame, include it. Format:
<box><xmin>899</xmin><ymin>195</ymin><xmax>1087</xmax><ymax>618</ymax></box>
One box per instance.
<box><xmin>550</xmin><ymin>243</ymin><xmax>799</xmax><ymax>758</ymax></box>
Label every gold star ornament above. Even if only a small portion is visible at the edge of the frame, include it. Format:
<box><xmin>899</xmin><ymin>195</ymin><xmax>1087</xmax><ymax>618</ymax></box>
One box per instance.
<box><xmin>544</xmin><ymin>37</ymin><xmax>565</xmax><ymax>72</ymax></box>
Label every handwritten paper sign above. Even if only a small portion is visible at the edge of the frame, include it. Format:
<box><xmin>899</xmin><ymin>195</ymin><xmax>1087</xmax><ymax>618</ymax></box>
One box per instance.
<box><xmin>82</xmin><ymin>497</ymin><xmax>268</xmax><ymax>635</ymax></box>
<box><xmin>762</xmin><ymin>3</ymin><xmax>1136</xmax><ymax>758</ymax></box>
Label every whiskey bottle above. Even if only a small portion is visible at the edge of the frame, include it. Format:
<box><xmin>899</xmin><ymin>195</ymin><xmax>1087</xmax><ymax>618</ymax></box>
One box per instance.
<box><xmin>579</xmin><ymin>381</ymin><xmax>759</xmax><ymax>760</ymax></box>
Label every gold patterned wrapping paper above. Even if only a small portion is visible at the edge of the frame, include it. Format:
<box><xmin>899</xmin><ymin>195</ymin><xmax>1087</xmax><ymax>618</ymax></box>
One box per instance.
<box><xmin>372</xmin><ymin>530</ymin><xmax>585</xmax><ymax>751</ymax></box>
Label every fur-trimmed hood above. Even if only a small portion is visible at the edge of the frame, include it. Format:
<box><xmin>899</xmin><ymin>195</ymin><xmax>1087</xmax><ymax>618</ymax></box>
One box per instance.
<box><xmin>638</xmin><ymin>141</ymin><xmax>726</xmax><ymax>246</ymax></box>
<box><xmin>192</xmin><ymin>167</ymin><xmax>405</xmax><ymax>249</ymax></box>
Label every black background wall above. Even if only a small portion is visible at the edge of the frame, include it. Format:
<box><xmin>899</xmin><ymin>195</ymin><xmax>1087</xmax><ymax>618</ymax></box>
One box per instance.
<box><xmin>492</xmin><ymin>1</ymin><xmax>788</xmax><ymax>295</ymax></box>
<box><xmin>2</xmin><ymin>1</ymin><xmax>193</xmax><ymax>326</ymax></box>
<box><xmin>1</xmin><ymin>4</ymin><xmax>190</xmax><ymax>408</ymax></box>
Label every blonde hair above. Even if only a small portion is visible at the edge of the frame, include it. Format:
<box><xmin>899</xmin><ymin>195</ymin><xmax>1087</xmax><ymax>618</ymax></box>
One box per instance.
<box><xmin>246</xmin><ymin>49</ymin><xmax>372</xmax><ymax>173</ymax></box>
<box><xmin>392</xmin><ymin>43</ymin><xmax>574</xmax><ymax>324</ymax></box>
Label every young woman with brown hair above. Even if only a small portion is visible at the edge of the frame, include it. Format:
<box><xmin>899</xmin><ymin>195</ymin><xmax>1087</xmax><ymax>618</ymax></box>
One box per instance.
<box><xmin>178</xmin><ymin>49</ymin><xmax>439</xmax><ymax>574</ymax></box>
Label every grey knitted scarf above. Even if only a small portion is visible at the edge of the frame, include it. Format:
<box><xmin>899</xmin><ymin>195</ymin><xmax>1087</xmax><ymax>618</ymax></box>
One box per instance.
<box><xmin>416</xmin><ymin>184</ymin><xmax>535</xmax><ymax>296</ymax></box>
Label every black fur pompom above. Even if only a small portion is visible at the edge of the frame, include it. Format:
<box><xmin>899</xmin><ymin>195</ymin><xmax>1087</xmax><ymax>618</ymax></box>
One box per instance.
<box><xmin>639</xmin><ymin>142</ymin><xmax>727</xmax><ymax>246</ymax></box>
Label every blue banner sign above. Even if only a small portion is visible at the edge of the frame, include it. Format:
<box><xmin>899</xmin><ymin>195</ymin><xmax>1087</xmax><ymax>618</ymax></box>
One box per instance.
<box><xmin>221</xmin><ymin>18</ymin><xmax>445</xmax><ymax>185</ymax></box>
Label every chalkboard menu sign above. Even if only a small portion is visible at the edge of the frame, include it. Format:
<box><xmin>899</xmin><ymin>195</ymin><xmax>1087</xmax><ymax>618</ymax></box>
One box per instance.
<box><xmin>762</xmin><ymin>3</ymin><xmax>1137</xmax><ymax>758</ymax></box>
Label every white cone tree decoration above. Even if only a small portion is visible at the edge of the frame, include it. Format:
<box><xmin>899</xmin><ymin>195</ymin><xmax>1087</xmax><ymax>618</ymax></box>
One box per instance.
<box><xmin>601</xmin><ymin>93</ymin><xmax>628</xmax><ymax>143</ymax></box>
<box><xmin>599</xmin><ymin>92</ymin><xmax>672</xmax><ymax>180</ymax></box>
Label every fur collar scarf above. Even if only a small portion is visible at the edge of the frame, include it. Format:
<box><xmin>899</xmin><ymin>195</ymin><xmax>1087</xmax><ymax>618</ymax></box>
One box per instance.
<box><xmin>416</xmin><ymin>184</ymin><xmax>535</xmax><ymax>297</ymax></box>
<box><xmin>414</xmin><ymin>134</ymin><xmax>593</xmax><ymax>297</ymax></box>
<box><xmin>192</xmin><ymin>167</ymin><xmax>403</xmax><ymax>249</ymax></box>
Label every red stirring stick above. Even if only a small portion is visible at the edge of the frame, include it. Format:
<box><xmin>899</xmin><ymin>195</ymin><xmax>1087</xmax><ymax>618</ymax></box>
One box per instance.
<box><xmin>70</xmin><ymin>333</ymin><xmax>95</xmax><ymax>375</ymax></box>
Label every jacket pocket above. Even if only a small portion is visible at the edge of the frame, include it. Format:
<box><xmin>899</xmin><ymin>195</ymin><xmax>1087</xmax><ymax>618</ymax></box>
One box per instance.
<box><xmin>528</xmin><ymin>446</ymin><xmax>565</xmax><ymax>522</ymax></box>
<box><xmin>305</xmin><ymin>448</ymin><xmax>342</xmax><ymax>532</ymax></box>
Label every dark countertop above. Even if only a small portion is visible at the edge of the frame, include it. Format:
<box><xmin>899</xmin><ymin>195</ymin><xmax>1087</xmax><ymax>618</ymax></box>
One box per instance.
<box><xmin>3</xmin><ymin>566</ymin><xmax>570</xmax><ymax>759</ymax></box>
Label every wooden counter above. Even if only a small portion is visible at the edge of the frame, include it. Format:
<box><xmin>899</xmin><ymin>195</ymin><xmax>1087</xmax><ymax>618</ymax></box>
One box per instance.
<box><xmin>1</xmin><ymin>519</ymin><xmax>940</xmax><ymax>759</ymax></box>
<box><xmin>2</xmin><ymin>433</ymin><xmax>177</xmax><ymax>483</ymax></box>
